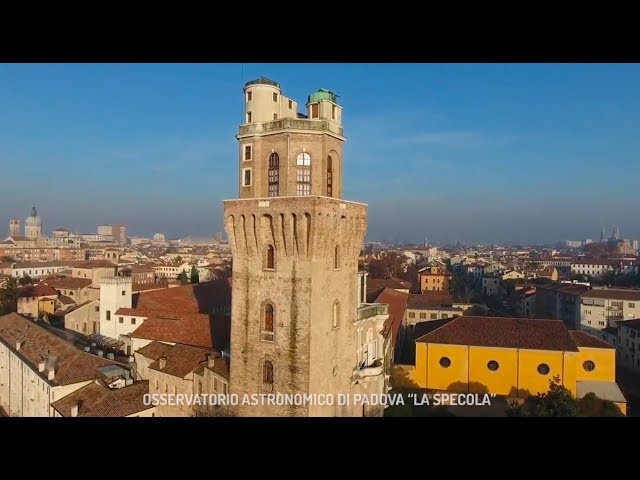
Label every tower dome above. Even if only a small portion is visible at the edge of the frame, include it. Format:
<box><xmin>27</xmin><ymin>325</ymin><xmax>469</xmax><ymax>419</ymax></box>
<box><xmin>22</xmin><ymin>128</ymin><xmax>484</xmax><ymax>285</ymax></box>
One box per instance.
<box><xmin>25</xmin><ymin>205</ymin><xmax>41</xmax><ymax>227</ymax></box>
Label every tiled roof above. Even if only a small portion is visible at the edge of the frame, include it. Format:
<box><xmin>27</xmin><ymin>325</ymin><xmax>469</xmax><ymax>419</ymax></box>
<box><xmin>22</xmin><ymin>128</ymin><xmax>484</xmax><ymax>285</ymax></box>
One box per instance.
<box><xmin>366</xmin><ymin>277</ymin><xmax>411</xmax><ymax>293</ymax></box>
<box><xmin>115</xmin><ymin>307</ymin><xmax>144</xmax><ymax>317</ymax></box>
<box><xmin>74</xmin><ymin>260</ymin><xmax>117</xmax><ymax>269</ymax></box>
<box><xmin>132</xmin><ymin>283</ymin><xmax>166</xmax><ymax>292</ymax></box>
<box><xmin>57</xmin><ymin>295</ymin><xmax>76</xmax><ymax>305</ymax></box>
<box><xmin>136</xmin><ymin>341</ymin><xmax>173</xmax><ymax>360</ymax></box>
<box><xmin>18</xmin><ymin>282</ymin><xmax>59</xmax><ymax>298</ymax></box>
<box><xmin>374</xmin><ymin>288</ymin><xmax>409</xmax><ymax>350</ymax></box>
<box><xmin>582</xmin><ymin>289</ymin><xmax>640</xmax><ymax>301</ymax></box>
<box><xmin>130</xmin><ymin>313</ymin><xmax>213</xmax><ymax>348</ymax></box>
<box><xmin>416</xmin><ymin>316</ymin><xmax>579</xmax><ymax>352</ymax></box>
<box><xmin>51</xmin><ymin>380</ymin><xmax>151</xmax><ymax>417</ymax></box>
<box><xmin>203</xmin><ymin>356</ymin><xmax>229</xmax><ymax>380</ymax></box>
<box><xmin>569</xmin><ymin>330</ymin><xmax>614</xmax><ymax>349</ymax></box>
<box><xmin>407</xmin><ymin>292</ymin><xmax>454</xmax><ymax>309</ymax></box>
<box><xmin>14</xmin><ymin>261</ymin><xmax>76</xmax><ymax>268</ymax></box>
<box><xmin>147</xmin><ymin>343</ymin><xmax>213</xmax><ymax>378</ymax></box>
<box><xmin>46</xmin><ymin>277</ymin><xmax>92</xmax><ymax>289</ymax></box>
<box><xmin>0</xmin><ymin>313</ymin><xmax>117</xmax><ymax>386</ymax></box>
<box><xmin>134</xmin><ymin>279</ymin><xmax>231</xmax><ymax>314</ymax></box>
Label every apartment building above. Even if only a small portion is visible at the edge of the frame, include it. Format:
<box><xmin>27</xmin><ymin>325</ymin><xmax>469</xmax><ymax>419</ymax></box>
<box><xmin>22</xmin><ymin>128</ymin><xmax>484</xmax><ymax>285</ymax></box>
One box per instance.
<box><xmin>580</xmin><ymin>289</ymin><xmax>640</xmax><ymax>334</ymax></box>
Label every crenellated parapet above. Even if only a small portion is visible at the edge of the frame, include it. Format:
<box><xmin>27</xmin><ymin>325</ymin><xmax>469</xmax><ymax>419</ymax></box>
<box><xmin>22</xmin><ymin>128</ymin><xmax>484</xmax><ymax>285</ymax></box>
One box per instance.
<box><xmin>224</xmin><ymin>196</ymin><xmax>367</xmax><ymax>265</ymax></box>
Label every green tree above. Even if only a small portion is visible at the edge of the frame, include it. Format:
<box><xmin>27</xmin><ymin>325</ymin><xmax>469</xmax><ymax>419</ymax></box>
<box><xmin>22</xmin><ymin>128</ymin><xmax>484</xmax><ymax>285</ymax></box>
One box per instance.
<box><xmin>578</xmin><ymin>392</ymin><xmax>624</xmax><ymax>417</ymax></box>
<box><xmin>177</xmin><ymin>270</ymin><xmax>189</xmax><ymax>285</ymax></box>
<box><xmin>526</xmin><ymin>376</ymin><xmax>579</xmax><ymax>417</ymax></box>
<box><xmin>0</xmin><ymin>255</ymin><xmax>16</xmax><ymax>263</ymax></box>
<box><xmin>0</xmin><ymin>276</ymin><xmax>20</xmax><ymax>315</ymax></box>
<box><xmin>190</xmin><ymin>265</ymin><xmax>199</xmax><ymax>284</ymax></box>
<box><xmin>18</xmin><ymin>273</ymin><xmax>33</xmax><ymax>286</ymax></box>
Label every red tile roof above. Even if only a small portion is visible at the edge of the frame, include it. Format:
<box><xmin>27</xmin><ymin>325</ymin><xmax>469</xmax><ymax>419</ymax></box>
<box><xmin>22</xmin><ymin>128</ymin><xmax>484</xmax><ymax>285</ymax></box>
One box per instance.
<box><xmin>367</xmin><ymin>277</ymin><xmax>411</xmax><ymax>293</ymax></box>
<box><xmin>46</xmin><ymin>277</ymin><xmax>92</xmax><ymax>290</ymax></box>
<box><xmin>582</xmin><ymin>289</ymin><xmax>640</xmax><ymax>301</ymax></box>
<box><xmin>374</xmin><ymin>287</ymin><xmax>409</xmax><ymax>351</ymax></box>
<box><xmin>416</xmin><ymin>316</ymin><xmax>579</xmax><ymax>352</ymax></box>
<box><xmin>74</xmin><ymin>260</ymin><xmax>117</xmax><ymax>269</ymax></box>
<box><xmin>51</xmin><ymin>380</ymin><xmax>151</xmax><ymax>417</ymax></box>
<box><xmin>569</xmin><ymin>330</ymin><xmax>614</xmax><ymax>349</ymax></box>
<box><xmin>147</xmin><ymin>343</ymin><xmax>214</xmax><ymax>378</ymax></box>
<box><xmin>18</xmin><ymin>282</ymin><xmax>59</xmax><ymax>298</ymax></box>
<box><xmin>114</xmin><ymin>307</ymin><xmax>143</xmax><ymax>316</ymax></box>
<box><xmin>135</xmin><ymin>341</ymin><xmax>173</xmax><ymax>360</ymax></box>
<box><xmin>407</xmin><ymin>292</ymin><xmax>454</xmax><ymax>309</ymax></box>
<box><xmin>0</xmin><ymin>313</ymin><xmax>117</xmax><ymax>386</ymax></box>
<box><xmin>130</xmin><ymin>313</ymin><xmax>213</xmax><ymax>348</ymax></box>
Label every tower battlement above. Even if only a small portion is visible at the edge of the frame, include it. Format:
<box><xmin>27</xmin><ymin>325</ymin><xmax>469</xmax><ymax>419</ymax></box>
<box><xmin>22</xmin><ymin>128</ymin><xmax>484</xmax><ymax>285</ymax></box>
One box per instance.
<box><xmin>100</xmin><ymin>276</ymin><xmax>132</xmax><ymax>286</ymax></box>
<box><xmin>224</xmin><ymin>196</ymin><xmax>366</xmax><ymax>263</ymax></box>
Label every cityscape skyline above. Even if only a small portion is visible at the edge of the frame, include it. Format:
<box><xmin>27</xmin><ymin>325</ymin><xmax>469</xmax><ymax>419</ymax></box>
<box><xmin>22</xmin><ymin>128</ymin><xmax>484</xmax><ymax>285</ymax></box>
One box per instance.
<box><xmin>1</xmin><ymin>63</ymin><xmax>639</xmax><ymax>243</ymax></box>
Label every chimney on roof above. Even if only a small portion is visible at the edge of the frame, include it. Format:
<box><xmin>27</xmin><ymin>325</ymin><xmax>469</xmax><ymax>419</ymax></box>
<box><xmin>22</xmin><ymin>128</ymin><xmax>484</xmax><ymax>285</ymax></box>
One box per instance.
<box><xmin>38</xmin><ymin>360</ymin><xmax>45</xmax><ymax>372</ymax></box>
<box><xmin>15</xmin><ymin>340</ymin><xmax>22</xmax><ymax>350</ymax></box>
<box><xmin>207</xmin><ymin>354</ymin><xmax>215</xmax><ymax>368</ymax></box>
<box><xmin>159</xmin><ymin>355</ymin><xmax>167</xmax><ymax>369</ymax></box>
<box><xmin>47</xmin><ymin>368</ymin><xmax>55</xmax><ymax>381</ymax></box>
<box><xmin>70</xmin><ymin>403</ymin><xmax>79</xmax><ymax>417</ymax></box>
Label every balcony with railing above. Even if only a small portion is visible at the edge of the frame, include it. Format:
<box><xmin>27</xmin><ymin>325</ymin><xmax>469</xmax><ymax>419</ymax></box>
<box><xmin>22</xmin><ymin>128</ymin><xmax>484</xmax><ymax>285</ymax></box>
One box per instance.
<box><xmin>353</xmin><ymin>359</ymin><xmax>384</xmax><ymax>381</ymax></box>
<box><xmin>357</xmin><ymin>303</ymin><xmax>389</xmax><ymax>321</ymax></box>
<box><xmin>238</xmin><ymin>118</ymin><xmax>344</xmax><ymax>137</ymax></box>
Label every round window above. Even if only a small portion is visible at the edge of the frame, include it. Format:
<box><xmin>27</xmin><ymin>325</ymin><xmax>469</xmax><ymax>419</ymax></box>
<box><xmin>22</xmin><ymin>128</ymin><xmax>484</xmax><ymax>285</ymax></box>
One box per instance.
<box><xmin>487</xmin><ymin>360</ymin><xmax>499</xmax><ymax>371</ymax></box>
<box><xmin>537</xmin><ymin>363</ymin><xmax>550</xmax><ymax>375</ymax></box>
<box><xmin>583</xmin><ymin>360</ymin><xmax>596</xmax><ymax>372</ymax></box>
<box><xmin>439</xmin><ymin>357</ymin><xmax>451</xmax><ymax>368</ymax></box>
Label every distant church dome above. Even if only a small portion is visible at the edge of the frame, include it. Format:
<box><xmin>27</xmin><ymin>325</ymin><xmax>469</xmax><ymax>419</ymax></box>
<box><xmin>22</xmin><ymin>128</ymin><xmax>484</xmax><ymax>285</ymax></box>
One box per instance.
<box><xmin>25</xmin><ymin>205</ymin><xmax>41</xmax><ymax>227</ymax></box>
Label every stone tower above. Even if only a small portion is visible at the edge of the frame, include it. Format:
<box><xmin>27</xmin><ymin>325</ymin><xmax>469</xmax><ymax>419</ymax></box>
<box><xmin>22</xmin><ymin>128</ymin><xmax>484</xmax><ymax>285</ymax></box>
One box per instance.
<box><xmin>224</xmin><ymin>77</ymin><xmax>367</xmax><ymax>416</ymax></box>
<box><xmin>24</xmin><ymin>205</ymin><xmax>42</xmax><ymax>239</ymax></box>
<box><xmin>9</xmin><ymin>218</ymin><xmax>20</xmax><ymax>237</ymax></box>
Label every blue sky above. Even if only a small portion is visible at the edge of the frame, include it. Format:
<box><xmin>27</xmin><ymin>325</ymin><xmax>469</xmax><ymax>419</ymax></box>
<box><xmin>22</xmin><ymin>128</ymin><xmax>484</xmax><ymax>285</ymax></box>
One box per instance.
<box><xmin>1</xmin><ymin>63</ymin><xmax>639</xmax><ymax>244</ymax></box>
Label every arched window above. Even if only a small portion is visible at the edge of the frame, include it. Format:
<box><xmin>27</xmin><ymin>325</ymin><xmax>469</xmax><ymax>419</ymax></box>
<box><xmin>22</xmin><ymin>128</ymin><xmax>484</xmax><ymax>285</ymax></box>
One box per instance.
<box><xmin>334</xmin><ymin>244</ymin><xmax>340</xmax><ymax>269</ymax></box>
<box><xmin>327</xmin><ymin>155</ymin><xmax>333</xmax><ymax>197</ymax></box>
<box><xmin>296</xmin><ymin>152</ymin><xmax>311</xmax><ymax>196</ymax></box>
<box><xmin>268</xmin><ymin>153</ymin><xmax>279</xmax><ymax>197</ymax></box>
<box><xmin>266</xmin><ymin>244</ymin><xmax>275</xmax><ymax>270</ymax></box>
<box><xmin>264</xmin><ymin>304</ymin><xmax>274</xmax><ymax>332</ymax></box>
<box><xmin>332</xmin><ymin>301</ymin><xmax>340</xmax><ymax>328</ymax></box>
<box><xmin>263</xmin><ymin>361</ymin><xmax>274</xmax><ymax>392</ymax></box>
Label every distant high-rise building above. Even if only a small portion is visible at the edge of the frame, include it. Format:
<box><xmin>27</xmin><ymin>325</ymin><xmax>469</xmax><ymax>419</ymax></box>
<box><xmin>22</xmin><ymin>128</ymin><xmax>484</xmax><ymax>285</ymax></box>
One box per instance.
<box><xmin>153</xmin><ymin>233</ymin><xmax>166</xmax><ymax>242</ymax></box>
<box><xmin>98</xmin><ymin>225</ymin><xmax>113</xmax><ymax>236</ymax></box>
<box><xmin>9</xmin><ymin>218</ymin><xmax>20</xmax><ymax>237</ymax></box>
<box><xmin>633</xmin><ymin>240</ymin><xmax>639</xmax><ymax>252</ymax></box>
<box><xmin>612</xmin><ymin>225</ymin><xmax>620</xmax><ymax>241</ymax></box>
<box><xmin>601</xmin><ymin>227</ymin><xmax>606</xmax><ymax>242</ymax></box>
<box><xmin>215</xmin><ymin>231</ymin><xmax>223</xmax><ymax>243</ymax></box>
<box><xmin>24</xmin><ymin>205</ymin><xmax>42</xmax><ymax>239</ymax></box>
<box><xmin>112</xmin><ymin>224</ymin><xmax>128</xmax><ymax>246</ymax></box>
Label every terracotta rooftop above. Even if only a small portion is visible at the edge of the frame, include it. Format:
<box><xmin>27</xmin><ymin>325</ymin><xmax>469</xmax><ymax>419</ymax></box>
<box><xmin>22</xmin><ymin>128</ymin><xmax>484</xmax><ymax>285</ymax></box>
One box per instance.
<box><xmin>133</xmin><ymin>279</ymin><xmax>230</xmax><ymax>314</ymax></box>
<box><xmin>374</xmin><ymin>287</ymin><xmax>409</xmax><ymax>350</ymax></box>
<box><xmin>147</xmin><ymin>343</ymin><xmax>214</xmax><ymax>378</ymax></box>
<box><xmin>582</xmin><ymin>289</ymin><xmax>640</xmax><ymax>301</ymax></box>
<box><xmin>407</xmin><ymin>292</ymin><xmax>454</xmax><ymax>309</ymax></box>
<box><xmin>0</xmin><ymin>313</ymin><xmax>117</xmax><ymax>386</ymax></box>
<box><xmin>367</xmin><ymin>277</ymin><xmax>411</xmax><ymax>294</ymax></box>
<box><xmin>136</xmin><ymin>341</ymin><xmax>173</xmax><ymax>360</ymax></box>
<box><xmin>569</xmin><ymin>330</ymin><xmax>614</xmax><ymax>349</ymax></box>
<box><xmin>74</xmin><ymin>260</ymin><xmax>117</xmax><ymax>269</ymax></box>
<box><xmin>130</xmin><ymin>312</ymin><xmax>213</xmax><ymax>348</ymax></box>
<box><xmin>202</xmin><ymin>356</ymin><xmax>229</xmax><ymax>380</ymax></box>
<box><xmin>46</xmin><ymin>277</ymin><xmax>92</xmax><ymax>290</ymax></box>
<box><xmin>51</xmin><ymin>380</ymin><xmax>151</xmax><ymax>417</ymax></box>
<box><xmin>18</xmin><ymin>282</ymin><xmax>59</xmax><ymax>298</ymax></box>
<box><xmin>416</xmin><ymin>316</ymin><xmax>580</xmax><ymax>352</ymax></box>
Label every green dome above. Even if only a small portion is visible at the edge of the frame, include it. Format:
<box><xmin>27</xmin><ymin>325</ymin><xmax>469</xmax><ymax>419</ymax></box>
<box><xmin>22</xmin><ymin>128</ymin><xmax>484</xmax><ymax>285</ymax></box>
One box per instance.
<box><xmin>307</xmin><ymin>88</ymin><xmax>338</xmax><ymax>105</ymax></box>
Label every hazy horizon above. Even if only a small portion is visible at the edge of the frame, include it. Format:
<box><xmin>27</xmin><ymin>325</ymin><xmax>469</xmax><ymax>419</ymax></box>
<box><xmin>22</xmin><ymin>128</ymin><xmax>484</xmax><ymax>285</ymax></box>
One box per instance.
<box><xmin>1</xmin><ymin>63</ymin><xmax>639</xmax><ymax>244</ymax></box>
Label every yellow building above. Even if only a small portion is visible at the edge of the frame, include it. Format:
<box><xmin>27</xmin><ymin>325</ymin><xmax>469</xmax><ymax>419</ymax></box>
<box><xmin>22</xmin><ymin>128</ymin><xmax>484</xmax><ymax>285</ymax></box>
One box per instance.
<box><xmin>419</xmin><ymin>266</ymin><xmax>452</xmax><ymax>293</ymax></box>
<box><xmin>411</xmin><ymin>316</ymin><xmax>626</xmax><ymax>414</ymax></box>
<box><xmin>16</xmin><ymin>281</ymin><xmax>59</xmax><ymax>318</ymax></box>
